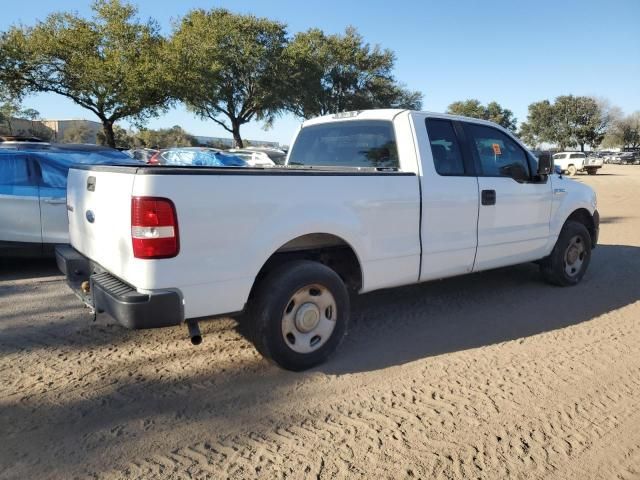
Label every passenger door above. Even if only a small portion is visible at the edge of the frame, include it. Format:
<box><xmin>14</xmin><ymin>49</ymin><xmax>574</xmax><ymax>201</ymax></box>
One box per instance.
<box><xmin>35</xmin><ymin>156</ymin><xmax>69</xmax><ymax>244</ymax></box>
<box><xmin>0</xmin><ymin>152</ymin><xmax>42</xmax><ymax>248</ymax></box>
<box><xmin>463</xmin><ymin>122</ymin><xmax>552</xmax><ymax>271</ymax></box>
<box><xmin>415</xmin><ymin>115</ymin><xmax>480</xmax><ymax>281</ymax></box>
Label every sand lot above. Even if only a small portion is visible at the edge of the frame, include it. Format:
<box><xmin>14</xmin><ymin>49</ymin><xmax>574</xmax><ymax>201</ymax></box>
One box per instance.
<box><xmin>1</xmin><ymin>165</ymin><xmax>639</xmax><ymax>479</ymax></box>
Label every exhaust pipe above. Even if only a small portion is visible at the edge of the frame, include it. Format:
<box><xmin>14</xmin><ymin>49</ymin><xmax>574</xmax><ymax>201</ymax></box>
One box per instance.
<box><xmin>187</xmin><ymin>320</ymin><xmax>202</xmax><ymax>345</ymax></box>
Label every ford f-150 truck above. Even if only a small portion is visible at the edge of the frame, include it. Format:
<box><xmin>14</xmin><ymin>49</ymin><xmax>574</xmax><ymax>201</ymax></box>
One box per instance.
<box><xmin>56</xmin><ymin>110</ymin><xmax>599</xmax><ymax>371</ymax></box>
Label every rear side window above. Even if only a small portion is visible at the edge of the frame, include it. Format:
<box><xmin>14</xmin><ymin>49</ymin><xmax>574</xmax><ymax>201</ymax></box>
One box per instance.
<box><xmin>425</xmin><ymin>118</ymin><xmax>465</xmax><ymax>175</ymax></box>
<box><xmin>465</xmin><ymin>124</ymin><xmax>530</xmax><ymax>178</ymax></box>
<box><xmin>0</xmin><ymin>154</ymin><xmax>30</xmax><ymax>186</ymax></box>
<box><xmin>570</xmin><ymin>153</ymin><xmax>585</xmax><ymax>159</ymax></box>
<box><xmin>288</xmin><ymin>120</ymin><xmax>399</xmax><ymax>169</ymax></box>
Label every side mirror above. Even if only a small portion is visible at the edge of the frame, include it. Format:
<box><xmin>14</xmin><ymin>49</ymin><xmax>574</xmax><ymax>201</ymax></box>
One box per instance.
<box><xmin>537</xmin><ymin>152</ymin><xmax>552</xmax><ymax>175</ymax></box>
<box><xmin>500</xmin><ymin>162</ymin><xmax>529</xmax><ymax>182</ymax></box>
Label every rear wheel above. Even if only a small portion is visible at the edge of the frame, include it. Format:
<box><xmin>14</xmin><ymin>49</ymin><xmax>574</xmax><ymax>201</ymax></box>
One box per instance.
<box><xmin>248</xmin><ymin>260</ymin><xmax>349</xmax><ymax>371</ymax></box>
<box><xmin>540</xmin><ymin>221</ymin><xmax>592</xmax><ymax>286</ymax></box>
<box><xmin>567</xmin><ymin>164</ymin><xmax>577</xmax><ymax>176</ymax></box>
<box><xmin>587</xmin><ymin>167</ymin><xmax>598</xmax><ymax>175</ymax></box>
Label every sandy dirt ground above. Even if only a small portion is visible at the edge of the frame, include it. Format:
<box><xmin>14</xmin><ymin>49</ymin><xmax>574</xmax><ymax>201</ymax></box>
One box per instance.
<box><xmin>1</xmin><ymin>165</ymin><xmax>640</xmax><ymax>480</ymax></box>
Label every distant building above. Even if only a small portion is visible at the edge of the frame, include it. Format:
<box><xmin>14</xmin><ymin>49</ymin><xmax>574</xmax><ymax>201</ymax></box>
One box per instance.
<box><xmin>41</xmin><ymin>119</ymin><xmax>102</xmax><ymax>144</ymax></box>
<box><xmin>1</xmin><ymin>117</ymin><xmax>55</xmax><ymax>140</ymax></box>
<box><xmin>194</xmin><ymin>135</ymin><xmax>281</xmax><ymax>149</ymax></box>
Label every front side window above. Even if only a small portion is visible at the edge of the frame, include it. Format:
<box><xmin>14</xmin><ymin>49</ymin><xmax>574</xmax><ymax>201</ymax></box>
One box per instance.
<box><xmin>0</xmin><ymin>153</ymin><xmax>30</xmax><ymax>186</ymax></box>
<box><xmin>288</xmin><ymin>120</ymin><xmax>399</xmax><ymax>169</ymax></box>
<box><xmin>465</xmin><ymin>124</ymin><xmax>530</xmax><ymax>178</ymax></box>
<box><xmin>425</xmin><ymin>118</ymin><xmax>465</xmax><ymax>175</ymax></box>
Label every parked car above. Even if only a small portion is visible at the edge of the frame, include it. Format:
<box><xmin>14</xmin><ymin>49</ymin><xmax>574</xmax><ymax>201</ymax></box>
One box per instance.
<box><xmin>125</xmin><ymin>148</ymin><xmax>158</xmax><ymax>163</ymax></box>
<box><xmin>226</xmin><ymin>148</ymin><xmax>275</xmax><ymax>167</ymax></box>
<box><xmin>240</xmin><ymin>146</ymin><xmax>287</xmax><ymax>165</ymax></box>
<box><xmin>57</xmin><ymin>109</ymin><xmax>598</xmax><ymax>371</ymax></box>
<box><xmin>0</xmin><ymin>143</ymin><xmax>135</xmax><ymax>256</ymax></box>
<box><xmin>552</xmin><ymin>152</ymin><xmax>601</xmax><ymax>175</ymax></box>
<box><xmin>148</xmin><ymin>147</ymin><xmax>247</xmax><ymax>167</ymax></box>
<box><xmin>611</xmin><ymin>152</ymin><xmax>638</xmax><ymax>165</ymax></box>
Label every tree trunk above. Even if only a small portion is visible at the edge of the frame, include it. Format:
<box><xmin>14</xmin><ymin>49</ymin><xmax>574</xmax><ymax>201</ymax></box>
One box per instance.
<box><xmin>102</xmin><ymin>120</ymin><xmax>115</xmax><ymax>148</ymax></box>
<box><xmin>231</xmin><ymin>119</ymin><xmax>243</xmax><ymax>148</ymax></box>
<box><xmin>580</xmin><ymin>143</ymin><xmax>585</xmax><ymax>152</ymax></box>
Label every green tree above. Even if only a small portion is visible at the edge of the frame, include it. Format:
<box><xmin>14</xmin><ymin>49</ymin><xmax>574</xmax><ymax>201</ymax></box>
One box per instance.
<box><xmin>0</xmin><ymin>0</ymin><xmax>173</xmax><ymax>147</ymax></box>
<box><xmin>520</xmin><ymin>96</ymin><xmax>610</xmax><ymax>151</ymax></box>
<box><xmin>446</xmin><ymin>99</ymin><xmax>517</xmax><ymax>131</ymax></box>
<box><xmin>285</xmin><ymin>27</ymin><xmax>422</xmax><ymax>119</ymax></box>
<box><xmin>518</xmin><ymin>100</ymin><xmax>555</xmax><ymax>148</ymax></box>
<box><xmin>602</xmin><ymin>112</ymin><xmax>640</xmax><ymax>149</ymax></box>
<box><xmin>171</xmin><ymin>9</ymin><xmax>288</xmax><ymax>148</ymax></box>
<box><xmin>131</xmin><ymin>125</ymin><xmax>198</xmax><ymax>149</ymax></box>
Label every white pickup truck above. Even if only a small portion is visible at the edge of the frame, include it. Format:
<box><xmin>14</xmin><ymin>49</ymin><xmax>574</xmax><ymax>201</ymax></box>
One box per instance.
<box><xmin>56</xmin><ymin>110</ymin><xmax>599</xmax><ymax>370</ymax></box>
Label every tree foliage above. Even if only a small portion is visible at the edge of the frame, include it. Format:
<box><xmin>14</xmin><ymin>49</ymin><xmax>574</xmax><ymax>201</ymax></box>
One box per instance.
<box><xmin>285</xmin><ymin>27</ymin><xmax>422</xmax><ymax>119</ymax></box>
<box><xmin>602</xmin><ymin>112</ymin><xmax>640</xmax><ymax>149</ymax></box>
<box><xmin>0</xmin><ymin>0</ymin><xmax>173</xmax><ymax>147</ymax></box>
<box><xmin>519</xmin><ymin>96</ymin><xmax>610</xmax><ymax>151</ymax></box>
<box><xmin>446</xmin><ymin>99</ymin><xmax>517</xmax><ymax>131</ymax></box>
<box><xmin>171</xmin><ymin>9</ymin><xmax>288</xmax><ymax>148</ymax></box>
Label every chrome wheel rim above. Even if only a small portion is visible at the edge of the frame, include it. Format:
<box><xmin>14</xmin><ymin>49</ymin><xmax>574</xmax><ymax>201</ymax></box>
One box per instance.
<box><xmin>564</xmin><ymin>235</ymin><xmax>586</xmax><ymax>277</ymax></box>
<box><xmin>281</xmin><ymin>284</ymin><xmax>337</xmax><ymax>354</ymax></box>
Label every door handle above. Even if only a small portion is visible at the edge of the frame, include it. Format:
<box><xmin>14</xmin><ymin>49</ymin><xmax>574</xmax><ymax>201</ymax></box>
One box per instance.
<box><xmin>481</xmin><ymin>189</ymin><xmax>496</xmax><ymax>205</ymax></box>
<box><xmin>42</xmin><ymin>198</ymin><xmax>66</xmax><ymax>205</ymax></box>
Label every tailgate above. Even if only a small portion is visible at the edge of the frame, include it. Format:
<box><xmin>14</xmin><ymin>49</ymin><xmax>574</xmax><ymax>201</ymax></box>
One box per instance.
<box><xmin>67</xmin><ymin>167</ymin><xmax>137</xmax><ymax>283</ymax></box>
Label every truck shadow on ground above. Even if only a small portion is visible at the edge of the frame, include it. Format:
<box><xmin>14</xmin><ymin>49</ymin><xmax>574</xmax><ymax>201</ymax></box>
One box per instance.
<box><xmin>0</xmin><ymin>257</ymin><xmax>60</xmax><ymax>282</ymax></box>
<box><xmin>2</xmin><ymin>245</ymin><xmax>639</xmax><ymax>478</ymax></box>
<box><xmin>321</xmin><ymin>244</ymin><xmax>640</xmax><ymax>375</ymax></box>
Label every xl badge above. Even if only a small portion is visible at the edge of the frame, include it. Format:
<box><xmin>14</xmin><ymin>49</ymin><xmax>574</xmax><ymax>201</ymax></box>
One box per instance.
<box><xmin>86</xmin><ymin>210</ymin><xmax>95</xmax><ymax>223</ymax></box>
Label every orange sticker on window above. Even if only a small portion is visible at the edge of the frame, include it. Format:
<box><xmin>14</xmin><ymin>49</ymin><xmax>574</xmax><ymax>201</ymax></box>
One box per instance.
<box><xmin>492</xmin><ymin>143</ymin><xmax>501</xmax><ymax>155</ymax></box>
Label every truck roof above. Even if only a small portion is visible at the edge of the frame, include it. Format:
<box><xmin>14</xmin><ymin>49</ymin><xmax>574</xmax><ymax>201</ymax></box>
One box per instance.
<box><xmin>302</xmin><ymin>109</ymin><xmax>513</xmax><ymax>132</ymax></box>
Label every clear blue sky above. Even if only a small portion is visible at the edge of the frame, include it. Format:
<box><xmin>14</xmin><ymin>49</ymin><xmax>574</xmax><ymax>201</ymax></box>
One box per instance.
<box><xmin>3</xmin><ymin>0</ymin><xmax>639</xmax><ymax>145</ymax></box>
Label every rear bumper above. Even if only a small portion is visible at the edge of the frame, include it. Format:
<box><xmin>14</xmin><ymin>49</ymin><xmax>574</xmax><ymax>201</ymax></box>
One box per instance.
<box><xmin>55</xmin><ymin>245</ymin><xmax>183</xmax><ymax>329</ymax></box>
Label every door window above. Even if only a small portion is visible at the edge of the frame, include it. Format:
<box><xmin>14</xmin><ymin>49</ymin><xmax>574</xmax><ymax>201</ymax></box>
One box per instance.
<box><xmin>465</xmin><ymin>124</ymin><xmax>530</xmax><ymax>179</ymax></box>
<box><xmin>425</xmin><ymin>118</ymin><xmax>465</xmax><ymax>175</ymax></box>
<box><xmin>0</xmin><ymin>153</ymin><xmax>30</xmax><ymax>186</ymax></box>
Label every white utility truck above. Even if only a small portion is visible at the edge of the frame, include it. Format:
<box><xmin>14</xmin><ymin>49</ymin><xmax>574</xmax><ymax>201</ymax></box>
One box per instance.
<box><xmin>57</xmin><ymin>110</ymin><xmax>599</xmax><ymax>370</ymax></box>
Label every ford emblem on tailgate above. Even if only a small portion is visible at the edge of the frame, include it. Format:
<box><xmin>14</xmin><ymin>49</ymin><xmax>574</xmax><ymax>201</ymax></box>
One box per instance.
<box><xmin>86</xmin><ymin>210</ymin><xmax>95</xmax><ymax>223</ymax></box>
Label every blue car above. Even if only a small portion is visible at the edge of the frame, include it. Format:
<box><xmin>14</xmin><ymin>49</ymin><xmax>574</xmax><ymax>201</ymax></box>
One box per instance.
<box><xmin>0</xmin><ymin>142</ymin><xmax>136</xmax><ymax>256</ymax></box>
<box><xmin>148</xmin><ymin>147</ymin><xmax>248</xmax><ymax>167</ymax></box>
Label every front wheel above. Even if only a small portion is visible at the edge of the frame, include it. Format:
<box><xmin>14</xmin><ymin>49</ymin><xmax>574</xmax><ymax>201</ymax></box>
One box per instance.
<box><xmin>567</xmin><ymin>165</ymin><xmax>577</xmax><ymax>176</ymax></box>
<box><xmin>540</xmin><ymin>221</ymin><xmax>592</xmax><ymax>286</ymax></box>
<box><xmin>248</xmin><ymin>260</ymin><xmax>349</xmax><ymax>371</ymax></box>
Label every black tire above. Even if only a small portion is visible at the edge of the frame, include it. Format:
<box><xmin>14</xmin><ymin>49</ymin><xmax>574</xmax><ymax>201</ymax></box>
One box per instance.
<box><xmin>587</xmin><ymin>168</ymin><xmax>597</xmax><ymax>175</ymax></box>
<box><xmin>540</xmin><ymin>220</ymin><xmax>592</xmax><ymax>286</ymax></box>
<box><xmin>247</xmin><ymin>260</ymin><xmax>349</xmax><ymax>371</ymax></box>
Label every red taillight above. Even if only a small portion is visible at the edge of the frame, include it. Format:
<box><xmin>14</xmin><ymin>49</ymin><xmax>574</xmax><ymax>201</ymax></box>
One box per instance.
<box><xmin>131</xmin><ymin>197</ymin><xmax>179</xmax><ymax>259</ymax></box>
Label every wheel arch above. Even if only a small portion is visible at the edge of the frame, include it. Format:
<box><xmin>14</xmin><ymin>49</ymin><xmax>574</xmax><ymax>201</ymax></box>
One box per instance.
<box><xmin>247</xmin><ymin>233</ymin><xmax>364</xmax><ymax>303</ymax></box>
<box><xmin>564</xmin><ymin>208</ymin><xmax>597</xmax><ymax>248</ymax></box>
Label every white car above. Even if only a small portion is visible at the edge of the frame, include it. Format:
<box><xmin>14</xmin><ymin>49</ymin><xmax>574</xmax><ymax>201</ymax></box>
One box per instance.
<box><xmin>57</xmin><ymin>109</ymin><xmax>599</xmax><ymax>370</ymax></box>
<box><xmin>553</xmin><ymin>152</ymin><xmax>602</xmax><ymax>175</ymax></box>
<box><xmin>226</xmin><ymin>148</ymin><xmax>275</xmax><ymax>167</ymax></box>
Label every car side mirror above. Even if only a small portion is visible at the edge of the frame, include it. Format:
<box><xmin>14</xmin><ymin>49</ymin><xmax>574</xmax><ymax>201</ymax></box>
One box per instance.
<box><xmin>500</xmin><ymin>163</ymin><xmax>529</xmax><ymax>182</ymax></box>
<box><xmin>537</xmin><ymin>152</ymin><xmax>552</xmax><ymax>175</ymax></box>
